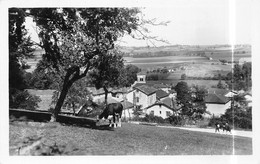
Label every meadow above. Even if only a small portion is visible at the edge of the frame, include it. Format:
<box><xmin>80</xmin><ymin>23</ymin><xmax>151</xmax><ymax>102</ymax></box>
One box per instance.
<box><xmin>9</xmin><ymin>121</ymin><xmax>252</xmax><ymax>155</ymax></box>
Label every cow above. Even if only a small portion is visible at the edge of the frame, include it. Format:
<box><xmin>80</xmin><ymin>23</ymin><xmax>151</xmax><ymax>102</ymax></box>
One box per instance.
<box><xmin>97</xmin><ymin>103</ymin><xmax>123</xmax><ymax>128</ymax></box>
<box><xmin>215</xmin><ymin>122</ymin><xmax>223</xmax><ymax>133</ymax></box>
<box><xmin>222</xmin><ymin>122</ymin><xmax>232</xmax><ymax>134</ymax></box>
<box><xmin>215</xmin><ymin>122</ymin><xmax>232</xmax><ymax>134</ymax></box>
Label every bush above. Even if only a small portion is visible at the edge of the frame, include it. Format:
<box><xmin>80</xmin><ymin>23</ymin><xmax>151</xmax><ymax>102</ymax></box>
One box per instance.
<box><xmin>9</xmin><ymin>89</ymin><xmax>41</xmax><ymax>110</ymax></box>
<box><xmin>142</xmin><ymin>114</ymin><xmax>167</xmax><ymax>124</ymax></box>
<box><xmin>167</xmin><ymin>115</ymin><xmax>183</xmax><ymax>126</ymax></box>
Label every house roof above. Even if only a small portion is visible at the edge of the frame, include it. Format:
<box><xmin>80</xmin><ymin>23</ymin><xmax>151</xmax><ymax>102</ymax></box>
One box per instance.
<box><xmin>134</xmin><ymin>85</ymin><xmax>157</xmax><ymax>96</ymax></box>
<box><xmin>205</xmin><ymin>93</ymin><xmax>230</xmax><ymax>104</ymax></box>
<box><xmin>168</xmin><ymin>89</ymin><xmax>176</xmax><ymax>94</ymax></box>
<box><xmin>110</xmin><ymin>87</ymin><xmax>129</xmax><ymax>94</ymax></box>
<box><xmin>122</xmin><ymin>100</ymin><xmax>134</xmax><ymax>109</ymax></box>
<box><xmin>156</xmin><ymin>89</ymin><xmax>169</xmax><ymax>99</ymax></box>
<box><xmin>94</xmin><ymin>96</ymin><xmax>120</xmax><ymax>104</ymax></box>
<box><xmin>87</xmin><ymin>87</ymin><xmax>112</xmax><ymax>96</ymax></box>
<box><xmin>153</xmin><ymin>83</ymin><xmax>169</xmax><ymax>89</ymax></box>
<box><xmin>207</xmin><ymin>88</ymin><xmax>230</xmax><ymax>96</ymax></box>
<box><xmin>137</xmin><ymin>71</ymin><xmax>147</xmax><ymax>75</ymax></box>
<box><xmin>146</xmin><ymin>101</ymin><xmax>174</xmax><ymax>111</ymax></box>
<box><xmin>133</xmin><ymin>81</ymin><xmax>170</xmax><ymax>89</ymax></box>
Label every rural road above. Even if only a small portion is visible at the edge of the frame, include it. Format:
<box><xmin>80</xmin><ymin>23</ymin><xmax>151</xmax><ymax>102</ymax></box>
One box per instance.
<box><xmin>129</xmin><ymin>121</ymin><xmax>252</xmax><ymax>138</ymax></box>
<box><xmin>158</xmin><ymin>126</ymin><xmax>253</xmax><ymax>138</ymax></box>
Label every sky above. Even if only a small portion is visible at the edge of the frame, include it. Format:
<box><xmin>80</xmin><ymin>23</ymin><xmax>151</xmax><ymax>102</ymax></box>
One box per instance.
<box><xmin>24</xmin><ymin>0</ymin><xmax>252</xmax><ymax>47</ymax></box>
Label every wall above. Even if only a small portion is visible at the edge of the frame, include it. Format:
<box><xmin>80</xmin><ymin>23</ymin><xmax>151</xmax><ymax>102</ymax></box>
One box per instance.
<box><xmin>135</xmin><ymin>90</ymin><xmax>156</xmax><ymax>109</ymax></box>
<box><xmin>126</xmin><ymin>90</ymin><xmax>134</xmax><ymax>103</ymax></box>
<box><xmin>206</xmin><ymin>101</ymin><xmax>231</xmax><ymax>117</ymax></box>
<box><xmin>145</xmin><ymin>105</ymin><xmax>173</xmax><ymax>119</ymax></box>
<box><xmin>121</xmin><ymin>108</ymin><xmax>134</xmax><ymax>120</ymax></box>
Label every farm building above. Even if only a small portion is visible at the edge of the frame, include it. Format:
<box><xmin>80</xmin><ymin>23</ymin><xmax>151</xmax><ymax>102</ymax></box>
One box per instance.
<box><xmin>205</xmin><ymin>93</ymin><xmax>231</xmax><ymax>117</ymax></box>
<box><xmin>87</xmin><ymin>87</ymin><xmax>112</xmax><ymax>102</ymax></box>
<box><xmin>145</xmin><ymin>101</ymin><xmax>175</xmax><ymax>119</ymax></box>
<box><xmin>207</xmin><ymin>88</ymin><xmax>237</xmax><ymax>98</ymax></box>
<box><xmin>133</xmin><ymin>85</ymin><xmax>157</xmax><ymax>109</ymax></box>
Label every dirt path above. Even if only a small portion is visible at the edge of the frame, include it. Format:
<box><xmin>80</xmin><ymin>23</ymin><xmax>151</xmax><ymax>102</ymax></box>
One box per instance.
<box><xmin>129</xmin><ymin>121</ymin><xmax>252</xmax><ymax>138</ymax></box>
<box><xmin>157</xmin><ymin>126</ymin><xmax>253</xmax><ymax>138</ymax></box>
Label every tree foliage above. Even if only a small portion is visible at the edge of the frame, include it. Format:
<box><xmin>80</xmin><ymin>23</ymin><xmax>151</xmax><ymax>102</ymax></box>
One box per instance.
<box><xmin>175</xmin><ymin>82</ymin><xmax>207</xmax><ymax>119</ymax></box>
<box><xmin>9</xmin><ymin>8</ymin><xmax>41</xmax><ymax>110</ymax></box>
<box><xmin>24</xmin><ymin>8</ymin><xmax>152</xmax><ymax>120</ymax></box>
<box><xmin>226</xmin><ymin>63</ymin><xmax>252</xmax><ymax>91</ymax></box>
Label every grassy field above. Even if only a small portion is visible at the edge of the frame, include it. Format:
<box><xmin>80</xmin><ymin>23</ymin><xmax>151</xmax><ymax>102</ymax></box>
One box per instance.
<box><xmin>9</xmin><ymin>121</ymin><xmax>252</xmax><ymax>155</ymax></box>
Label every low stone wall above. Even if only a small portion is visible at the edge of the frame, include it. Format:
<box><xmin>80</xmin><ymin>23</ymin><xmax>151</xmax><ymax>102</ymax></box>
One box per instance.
<box><xmin>9</xmin><ymin>109</ymin><xmax>97</xmax><ymax>126</ymax></box>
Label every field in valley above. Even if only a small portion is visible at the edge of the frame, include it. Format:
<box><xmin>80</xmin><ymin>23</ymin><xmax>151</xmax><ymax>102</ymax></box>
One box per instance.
<box><xmin>9</xmin><ymin>121</ymin><xmax>252</xmax><ymax>155</ymax></box>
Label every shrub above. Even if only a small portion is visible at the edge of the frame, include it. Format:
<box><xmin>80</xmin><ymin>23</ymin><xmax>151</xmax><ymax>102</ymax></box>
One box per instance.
<box><xmin>9</xmin><ymin>89</ymin><xmax>41</xmax><ymax>110</ymax></box>
<box><xmin>142</xmin><ymin>114</ymin><xmax>167</xmax><ymax>124</ymax></box>
<box><xmin>167</xmin><ymin>115</ymin><xmax>183</xmax><ymax>126</ymax></box>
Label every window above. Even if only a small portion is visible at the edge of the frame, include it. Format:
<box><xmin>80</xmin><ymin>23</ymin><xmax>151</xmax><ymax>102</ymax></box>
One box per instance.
<box><xmin>150</xmin><ymin>111</ymin><xmax>154</xmax><ymax>115</ymax></box>
<box><xmin>159</xmin><ymin>111</ymin><xmax>162</xmax><ymax>114</ymax></box>
<box><xmin>136</xmin><ymin>97</ymin><xmax>139</xmax><ymax>103</ymax></box>
<box><xmin>140</xmin><ymin>78</ymin><xmax>143</xmax><ymax>81</ymax></box>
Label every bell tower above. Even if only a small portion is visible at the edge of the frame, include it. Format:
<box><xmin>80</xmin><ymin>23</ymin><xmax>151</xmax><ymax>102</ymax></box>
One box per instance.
<box><xmin>137</xmin><ymin>71</ymin><xmax>146</xmax><ymax>83</ymax></box>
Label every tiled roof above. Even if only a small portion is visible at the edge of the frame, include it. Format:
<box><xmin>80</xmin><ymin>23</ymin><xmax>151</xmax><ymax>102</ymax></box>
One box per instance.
<box><xmin>205</xmin><ymin>93</ymin><xmax>230</xmax><ymax>104</ymax></box>
<box><xmin>207</xmin><ymin>88</ymin><xmax>230</xmax><ymax>96</ymax></box>
<box><xmin>134</xmin><ymin>85</ymin><xmax>157</xmax><ymax>96</ymax></box>
<box><xmin>94</xmin><ymin>97</ymin><xmax>120</xmax><ymax>104</ymax></box>
<box><xmin>87</xmin><ymin>87</ymin><xmax>112</xmax><ymax>96</ymax></box>
<box><xmin>146</xmin><ymin>101</ymin><xmax>174</xmax><ymax>111</ymax></box>
<box><xmin>137</xmin><ymin>71</ymin><xmax>147</xmax><ymax>75</ymax></box>
<box><xmin>153</xmin><ymin>83</ymin><xmax>169</xmax><ymax>89</ymax></box>
<box><xmin>168</xmin><ymin>89</ymin><xmax>176</xmax><ymax>94</ymax></box>
<box><xmin>122</xmin><ymin>100</ymin><xmax>134</xmax><ymax>109</ymax></box>
<box><xmin>156</xmin><ymin>89</ymin><xmax>169</xmax><ymax>99</ymax></box>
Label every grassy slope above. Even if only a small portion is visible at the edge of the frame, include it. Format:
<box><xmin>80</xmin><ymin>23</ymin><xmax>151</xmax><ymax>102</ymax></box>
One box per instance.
<box><xmin>9</xmin><ymin>121</ymin><xmax>252</xmax><ymax>155</ymax></box>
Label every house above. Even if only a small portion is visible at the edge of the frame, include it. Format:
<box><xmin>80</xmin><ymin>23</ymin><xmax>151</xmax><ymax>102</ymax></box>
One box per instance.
<box><xmin>205</xmin><ymin>93</ymin><xmax>231</xmax><ymax>117</ymax></box>
<box><xmin>110</xmin><ymin>87</ymin><xmax>129</xmax><ymax>100</ymax></box>
<box><xmin>94</xmin><ymin>96</ymin><xmax>121</xmax><ymax>104</ymax></box>
<box><xmin>87</xmin><ymin>87</ymin><xmax>112</xmax><ymax>102</ymax></box>
<box><xmin>207</xmin><ymin>88</ymin><xmax>237</xmax><ymax>98</ymax></box>
<box><xmin>133</xmin><ymin>85</ymin><xmax>157</xmax><ymax>109</ymax></box>
<box><xmin>136</xmin><ymin>71</ymin><xmax>147</xmax><ymax>83</ymax></box>
<box><xmin>145</xmin><ymin>101</ymin><xmax>175</xmax><ymax>119</ymax></box>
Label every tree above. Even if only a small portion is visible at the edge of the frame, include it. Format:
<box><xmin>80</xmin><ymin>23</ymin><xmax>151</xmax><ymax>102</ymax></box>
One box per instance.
<box><xmin>175</xmin><ymin>81</ymin><xmax>192</xmax><ymax>116</ymax></box>
<box><xmin>89</xmin><ymin>49</ymin><xmax>126</xmax><ymax>105</ymax></box>
<box><xmin>25</xmin><ymin>8</ymin><xmax>160</xmax><ymax>121</ymax></box>
<box><xmin>181</xmin><ymin>73</ymin><xmax>186</xmax><ymax>80</ymax></box>
<box><xmin>9</xmin><ymin>8</ymin><xmax>41</xmax><ymax>110</ymax></box>
<box><xmin>125</xmin><ymin>64</ymin><xmax>140</xmax><ymax>85</ymax></box>
<box><xmin>227</xmin><ymin>63</ymin><xmax>251</xmax><ymax>91</ymax></box>
<box><xmin>175</xmin><ymin>82</ymin><xmax>207</xmax><ymax>119</ymax></box>
<box><xmin>191</xmin><ymin>85</ymin><xmax>207</xmax><ymax>119</ymax></box>
<box><xmin>242</xmin><ymin>62</ymin><xmax>252</xmax><ymax>90</ymax></box>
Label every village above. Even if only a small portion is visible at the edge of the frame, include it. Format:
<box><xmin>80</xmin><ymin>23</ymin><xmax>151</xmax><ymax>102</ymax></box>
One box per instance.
<box><xmin>6</xmin><ymin>5</ymin><xmax>254</xmax><ymax>157</ymax></box>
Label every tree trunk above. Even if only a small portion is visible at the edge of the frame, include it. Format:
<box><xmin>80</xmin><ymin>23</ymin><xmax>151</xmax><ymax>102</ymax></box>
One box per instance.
<box><xmin>50</xmin><ymin>81</ymin><xmax>73</xmax><ymax>122</ymax></box>
<box><xmin>103</xmin><ymin>86</ymin><xmax>108</xmax><ymax>106</ymax></box>
<box><xmin>72</xmin><ymin>102</ymin><xmax>76</xmax><ymax>116</ymax></box>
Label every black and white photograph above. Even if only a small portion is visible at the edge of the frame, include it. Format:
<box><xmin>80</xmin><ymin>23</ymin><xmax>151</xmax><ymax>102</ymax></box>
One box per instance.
<box><xmin>1</xmin><ymin>0</ymin><xmax>260</xmax><ymax>163</ymax></box>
